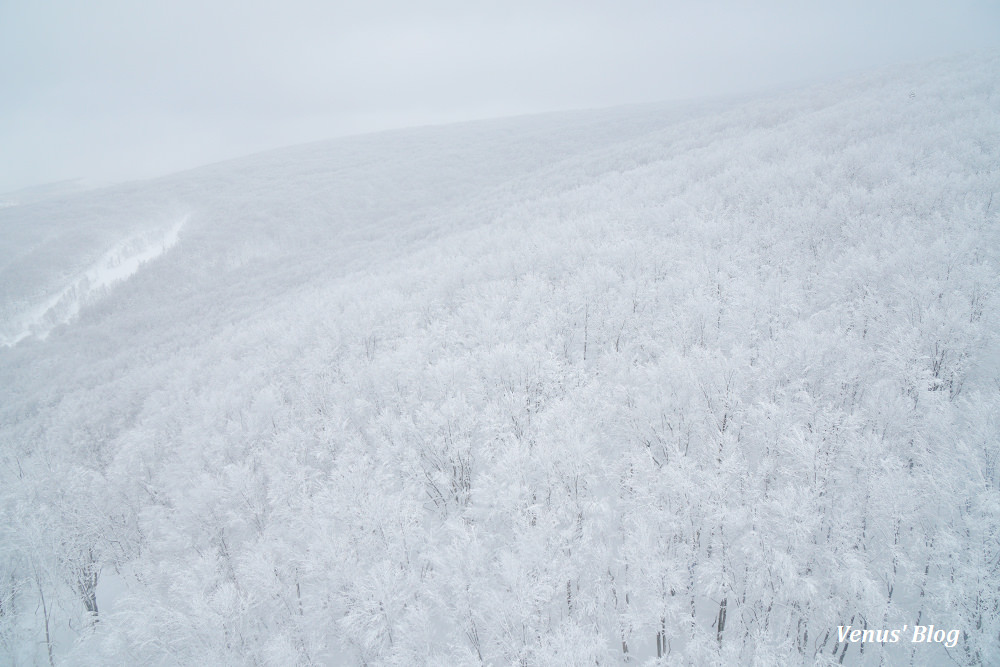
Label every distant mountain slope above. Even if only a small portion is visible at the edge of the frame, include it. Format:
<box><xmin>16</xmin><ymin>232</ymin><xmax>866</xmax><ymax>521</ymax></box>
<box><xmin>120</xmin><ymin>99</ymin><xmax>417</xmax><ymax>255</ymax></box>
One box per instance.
<box><xmin>1</xmin><ymin>53</ymin><xmax>998</xmax><ymax>666</ymax></box>
<box><xmin>0</xmin><ymin>98</ymin><xmax>725</xmax><ymax>332</ymax></box>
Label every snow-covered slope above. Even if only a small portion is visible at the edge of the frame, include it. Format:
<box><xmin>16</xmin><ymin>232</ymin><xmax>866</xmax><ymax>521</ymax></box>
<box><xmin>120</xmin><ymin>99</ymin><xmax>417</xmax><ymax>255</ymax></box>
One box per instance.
<box><xmin>1</xmin><ymin>217</ymin><xmax>186</xmax><ymax>346</ymax></box>
<box><xmin>1</xmin><ymin>54</ymin><xmax>998</xmax><ymax>666</ymax></box>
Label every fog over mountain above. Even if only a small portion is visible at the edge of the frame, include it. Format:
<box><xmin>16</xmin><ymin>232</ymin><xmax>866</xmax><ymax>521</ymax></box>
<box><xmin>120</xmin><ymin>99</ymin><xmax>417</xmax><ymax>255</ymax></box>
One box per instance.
<box><xmin>2</xmin><ymin>1</ymin><xmax>998</xmax><ymax>192</ymax></box>
<box><xmin>1</xmin><ymin>53</ymin><xmax>999</xmax><ymax>665</ymax></box>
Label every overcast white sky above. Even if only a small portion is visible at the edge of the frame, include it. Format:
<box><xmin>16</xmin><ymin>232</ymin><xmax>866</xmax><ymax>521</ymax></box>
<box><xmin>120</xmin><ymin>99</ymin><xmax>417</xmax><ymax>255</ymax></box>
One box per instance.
<box><xmin>1</xmin><ymin>1</ymin><xmax>997</xmax><ymax>192</ymax></box>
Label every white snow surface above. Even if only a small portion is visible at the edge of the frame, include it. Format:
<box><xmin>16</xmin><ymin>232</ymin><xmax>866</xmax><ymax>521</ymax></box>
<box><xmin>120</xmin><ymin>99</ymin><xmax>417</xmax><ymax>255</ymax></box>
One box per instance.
<box><xmin>1</xmin><ymin>54</ymin><xmax>998</xmax><ymax>666</ymax></box>
<box><xmin>1</xmin><ymin>217</ymin><xmax>186</xmax><ymax>346</ymax></box>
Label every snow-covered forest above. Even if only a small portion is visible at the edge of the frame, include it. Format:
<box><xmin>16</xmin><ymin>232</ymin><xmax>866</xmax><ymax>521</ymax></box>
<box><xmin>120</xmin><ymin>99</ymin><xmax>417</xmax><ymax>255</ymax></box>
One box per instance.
<box><xmin>1</xmin><ymin>54</ymin><xmax>998</xmax><ymax>665</ymax></box>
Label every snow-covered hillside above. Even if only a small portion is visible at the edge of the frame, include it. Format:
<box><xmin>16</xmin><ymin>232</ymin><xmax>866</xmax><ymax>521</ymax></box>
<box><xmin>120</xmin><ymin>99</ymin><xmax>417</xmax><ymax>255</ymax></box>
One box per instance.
<box><xmin>2</xmin><ymin>54</ymin><xmax>998</xmax><ymax>666</ymax></box>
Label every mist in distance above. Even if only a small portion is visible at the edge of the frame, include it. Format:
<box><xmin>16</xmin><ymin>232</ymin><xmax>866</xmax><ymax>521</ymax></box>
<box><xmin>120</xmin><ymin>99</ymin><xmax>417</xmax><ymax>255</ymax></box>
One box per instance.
<box><xmin>1</xmin><ymin>0</ymin><xmax>997</xmax><ymax>192</ymax></box>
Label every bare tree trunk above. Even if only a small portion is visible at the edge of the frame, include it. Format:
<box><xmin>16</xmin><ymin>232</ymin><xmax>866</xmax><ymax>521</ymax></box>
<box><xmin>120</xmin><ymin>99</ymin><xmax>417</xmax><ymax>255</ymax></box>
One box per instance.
<box><xmin>716</xmin><ymin>597</ymin><xmax>727</xmax><ymax>645</ymax></box>
<box><xmin>36</xmin><ymin>578</ymin><xmax>55</xmax><ymax>667</ymax></box>
<box><xmin>77</xmin><ymin>548</ymin><xmax>100</xmax><ymax>620</ymax></box>
<box><xmin>607</xmin><ymin>567</ymin><xmax>630</xmax><ymax>662</ymax></box>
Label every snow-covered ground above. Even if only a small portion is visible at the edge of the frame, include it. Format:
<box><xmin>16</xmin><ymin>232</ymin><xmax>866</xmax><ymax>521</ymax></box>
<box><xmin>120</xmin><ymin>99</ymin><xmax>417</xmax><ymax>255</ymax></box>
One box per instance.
<box><xmin>1</xmin><ymin>217</ymin><xmax>186</xmax><ymax>347</ymax></box>
<box><xmin>1</xmin><ymin>54</ymin><xmax>998</xmax><ymax>665</ymax></box>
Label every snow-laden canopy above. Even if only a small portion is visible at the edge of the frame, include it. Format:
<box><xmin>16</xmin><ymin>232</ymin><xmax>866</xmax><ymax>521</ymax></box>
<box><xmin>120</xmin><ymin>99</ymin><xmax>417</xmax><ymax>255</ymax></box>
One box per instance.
<box><xmin>1</xmin><ymin>54</ymin><xmax>998</xmax><ymax>665</ymax></box>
